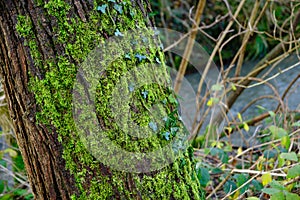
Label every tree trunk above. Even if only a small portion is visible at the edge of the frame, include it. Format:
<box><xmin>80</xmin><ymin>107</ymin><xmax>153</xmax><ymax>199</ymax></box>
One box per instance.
<box><xmin>0</xmin><ymin>0</ymin><xmax>203</xmax><ymax>199</ymax></box>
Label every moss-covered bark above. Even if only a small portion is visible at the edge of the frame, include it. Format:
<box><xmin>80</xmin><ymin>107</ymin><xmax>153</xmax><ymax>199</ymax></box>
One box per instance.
<box><xmin>0</xmin><ymin>0</ymin><xmax>204</xmax><ymax>199</ymax></box>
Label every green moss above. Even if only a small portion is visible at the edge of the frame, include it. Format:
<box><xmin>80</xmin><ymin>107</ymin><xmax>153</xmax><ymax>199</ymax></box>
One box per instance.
<box><xmin>16</xmin><ymin>0</ymin><xmax>203</xmax><ymax>199</ymax></box>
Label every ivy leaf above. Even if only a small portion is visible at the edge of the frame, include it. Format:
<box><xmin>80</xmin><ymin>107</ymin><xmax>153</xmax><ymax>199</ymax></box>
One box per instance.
<box><xmin>0</xmin><ymin>180</ymin><xmax>5</xmax><ymax>193</ymax></box>
<box><xmin>280</xmin><ymin>152</ymin><xmax>298</xmax><ymax>161</ymax></box>
<box><xmin>285</xmin><ymin>192</ymin><xmax>300</xmax><ymax>200</ymax></box>
<box><xmin>125</xmin><ymin>53</ymin><xmax>131</xmax><ymax>59</ymax></box>
<box><xmin>171</xmin><ymin>127</ymin><xmax>179</xmax><ymax>135</ymax></box>
<box><xmin>163</xmin><ymin>131</ymin><xmax>170</xmax><ymax>140</ymax></box>
<box><xmin>269</xmin><ymin>181</ymin><xmax>286</xmax><ymax>191</ymax></box>
<box><xmin>269</xmin><ymin>125</ymin><xmax>287</xmax><ymax>139</ymax></box>
<box><xmin>141</xmin><ymin>90</ymin><xmax>148</xmax><ymax>99</ymax></box>
<box><xmin>197</xmin><ymin>167</ymin><xmax>210</xmax><ymax>187</ymax></box>
<box><xmin>108</xmin><ymin>0</ymin><xmax>116</xmax><ymax>2</ymax></box>
<box><xmin>224</xmin><ymin>180</ymin><xmax>237</xmax><ymax>194</ymax></box>
<box><xmin>263</xmin><ymin>149</ymin><xmax>277</xmax><ymax>159</ymax></box>
<box><xmin>270</xmin><ymin>192</ymin><xmax>285</xmax><ymax>200</ymax></box>
<box><xmin>114</xmin><ymin>29</ymin><xmax>124</xmax><ymax>37</ymax></box>
<box><xmin>159</xmin><ymin>43</ymin><xmax>164</xmax><ymax>49</ymax></box>
<box><xmin>287</xmin><ymin>165</ymin><xmax>300</xmax><ymax>178</ymax></box>
<box><xmin>155</xmin><ymin>57</ymin><xmax>161</xmax><ymax>64</ymax></box>
<box><xmin>251</xmin><ymin>179</ymin><xmax>263</xmax><ymax>192</ymax></box>
<box><xmin>235</xmin><ymin>174</ymin><xmax>249</xmax><ymax>194</ymax></box>
<box><xmin>96</xmin><ymin>4</ymin><xmax>107</xmax><ymax>14</ymax></box>
<box><xmin>148</xmin><ymin>121</ymin><xmax>158</xmax><ymax>132</ymax></box>
<box><xmin>261</xmin><ymin>188</ymin><xmax>281</xmax><ymax>195</ymax></box>
<box><xmin>135</xmin><ymin>54</ymin><xmax>147</xmax><ymax>62</ymax></box>
<box><xmin>128</xmin><ymin>82</ymin><xmax>135</xmax><ymax>92</ymax></box>
<box><xmin>113</xmin><ymin>4</ymin><xmax>123</xmax><ymax>14</ymax></box>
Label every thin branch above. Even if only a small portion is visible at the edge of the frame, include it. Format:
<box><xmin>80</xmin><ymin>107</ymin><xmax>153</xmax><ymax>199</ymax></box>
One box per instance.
<box><xmin>173</xmin><ymin>0</ymin><xmax>206</xmax><ymax>93</ymax></box>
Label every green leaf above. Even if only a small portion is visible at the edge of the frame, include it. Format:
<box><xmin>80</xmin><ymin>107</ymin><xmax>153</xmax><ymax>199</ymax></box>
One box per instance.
<box><xmin>235</xmin><ymin>174</ymin><xmax>249</xmax><ymax>193</ymax></box>
<box><xmin>224</xmin><ymin>180</ymin><xmax>237</xmax><ymax>194</ymax></box>
<box><xmin>278</xmin><ymin>155</ymin><xmax>285</xmax><ymax>168</ymax></box>
<box><xmin>270</xmin><ymin>191</ymin><xmax>285</xmax><ymax>200</ymax></box>
<box><xmin>211</xmin><ymin>167</ymin><xmax>223</xmax><ymax>174</ymax></box>
<box><xmin>114</xmin><ymin>29</ymin><xmax>124</xmax><ymax>37</ymax></box>
<box><xmin>25</xmin><ymin>193</ymin><xmax>34</xmax><ymax>200</ymax></box>
<box><xmin>0</xmin><ymin>180</ymin><xmax>5</xmax><ymax>193</ymax></box>
<box><xmin>13</xmin><ymin>188</ymin><xmax>28</xmax><ymax>196</ymax></box>
<box><xmin>0</xmin><ymin>194</ymin><xmax>12</xmax><ymax>200</ymax></box>
<box><xmin>281</xmin><ymin>136</ymin><xmax>291</xmax><ymax>150</ymax></box>
<box><xmin>269</xmin><ymin>180</ymin><xmax>286</xmax><ymax>191</ymax></box>
<box><xmin>96</xmin><ymin>4</ymin><xmax>107</xmax><ymax>14</ymax></box>
<box><xmin>287</xmin><ymin>165</ymin><xmax>300</xmax><ymax>178</ymax></box>
<box><xmin>0</xmin><ymin>159</ymin><xmax>6</xmax><ymax>167</ymax></box>
<box><xmin>262</xmin><ymin>187</ymin><xmax>281</xmax><ymax>195</ymax></box>
<box><xmin>198</xmin><ymin>167</ymin><xmax>210</xmax><ymax>187</ymax></box>
<box><xmin>263</xmin><ymin>149</ymin><xmax>278</xmax><ymax>159</ymax></box>
<box><xmin>113</xmin><ymin>4</ymin><xmax>123</xmax><ymax>14</ymax></box>
<box><xmin>280</xmin><ymin>152</ymin><xmax>298</xmax><ymax>162</ymax></box>
<box><xmin>163</xmin><ymin>131</ymin><xmax>170</xmax><ymax>141</ymax></box>
<box><xmin>211</xmin><ymin>84</ymin><xmax>223</xmax><ymax>91</ymax></box>
<box><xmin>268</xmin><ymin>125</ymin><xmax>287</xmax><ymax>139</ymax></box>
<box><xmin>292</xmin><ymin>121</ymin><xmax>300</xmax><ymax>127</ymax></box>
<box><xmin>286</xmin><ymin>192</ymin><xmax>300</xmax><ymax>200</ymax></box>
<box><xmin>4</xmin><ymin>148</ymin><xmax>18</xmax><ymax>158</ymax></box>
<box><xmin>256</xmin><ymin>105</ymin><xmax>266</xmax><ymax>111</ymax></box>
<box><xmin>251</xmin><ymin>179</ymin><xmax>263</xmax><ymax>191</ymax></box>
<box><xmin>210</xmin><ymin>148</ymin><xmax>228</xmax><ymax>163</ymax></box>
<box><xmin>246</xmin><ymin>198</ymin><xmax>260</xmax><ymax>200</ymax></box>
<box><xmin>268</xmin><ymin>111</ymin><xmax>276</xmax><ymax>118</ymax></box>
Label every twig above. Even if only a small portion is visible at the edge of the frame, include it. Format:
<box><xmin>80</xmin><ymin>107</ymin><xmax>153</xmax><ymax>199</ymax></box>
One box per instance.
<box><xmin>229</xmin><ymin>169</ymin><xmax>286</xmax><ymax>177</ymax></box>
<box><xmin>173</xmin><ymin>0</ymin><xmax>206</xmax><ymax>93</ymax></box>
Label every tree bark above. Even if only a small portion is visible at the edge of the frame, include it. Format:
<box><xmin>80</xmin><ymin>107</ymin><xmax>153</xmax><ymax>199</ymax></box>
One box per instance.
<box><xmin>0</xmin><ymin>0</ymin><xmax>203</xmax><ymax>199</ymax></box>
